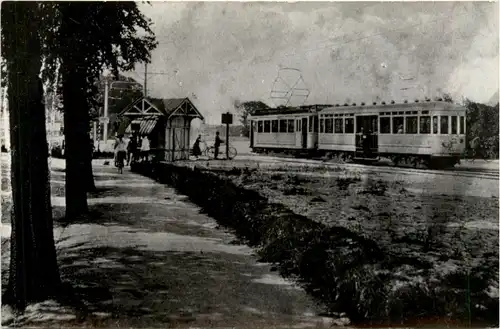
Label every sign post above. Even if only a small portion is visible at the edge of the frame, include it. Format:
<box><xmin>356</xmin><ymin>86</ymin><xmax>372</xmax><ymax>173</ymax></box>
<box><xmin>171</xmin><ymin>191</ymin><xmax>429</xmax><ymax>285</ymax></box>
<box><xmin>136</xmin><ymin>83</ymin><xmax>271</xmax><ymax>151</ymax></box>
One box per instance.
<box><xmin>221</xmin><ymin>112</ymin><xmax>233</xmax><ymax>160</ymax></box>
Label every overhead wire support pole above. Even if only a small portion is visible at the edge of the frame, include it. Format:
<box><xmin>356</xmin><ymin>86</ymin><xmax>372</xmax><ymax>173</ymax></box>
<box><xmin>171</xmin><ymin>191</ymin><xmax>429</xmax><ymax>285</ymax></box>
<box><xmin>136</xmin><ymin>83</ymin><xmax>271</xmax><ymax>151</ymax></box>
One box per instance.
<box><xmin>144</xmin><ymin>63</ymin><xmax>148</xmax><ymax>98</ymax></box>
<box><xmin>226</xmin><ymin>116</ymin><xmax>229</xmax><ymax>160</ymax></box>
<box><xmin>143</xmin><ymin>63</ymin><xmax>147</xmax><ymax>113</ymax></box>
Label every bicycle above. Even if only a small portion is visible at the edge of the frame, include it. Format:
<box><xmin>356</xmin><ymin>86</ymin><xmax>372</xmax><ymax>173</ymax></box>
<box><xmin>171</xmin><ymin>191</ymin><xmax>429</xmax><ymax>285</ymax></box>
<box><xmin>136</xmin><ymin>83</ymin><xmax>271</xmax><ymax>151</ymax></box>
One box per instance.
<box><xmin>115</xmin><ymin>151</ymin><xmax>126</xmax><ymax>174</ymax></box>
<box><xmin>205</xmin><ymin>145</ymin><xmax>238</xmax><ymax>160</ymax></box>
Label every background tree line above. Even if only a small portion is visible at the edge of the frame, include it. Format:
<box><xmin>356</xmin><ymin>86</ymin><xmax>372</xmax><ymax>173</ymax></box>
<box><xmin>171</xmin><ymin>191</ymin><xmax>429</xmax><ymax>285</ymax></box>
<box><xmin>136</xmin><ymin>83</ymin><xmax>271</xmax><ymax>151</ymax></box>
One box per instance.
<box><xmin>1</xmin><ymin>1</ymin><xmax>156</xmax><ymax>311</ymax></box>
<box><xmin>465</xmin><ymin>100</ymin><xmax>499</xmax><ymax>158</ymax></box>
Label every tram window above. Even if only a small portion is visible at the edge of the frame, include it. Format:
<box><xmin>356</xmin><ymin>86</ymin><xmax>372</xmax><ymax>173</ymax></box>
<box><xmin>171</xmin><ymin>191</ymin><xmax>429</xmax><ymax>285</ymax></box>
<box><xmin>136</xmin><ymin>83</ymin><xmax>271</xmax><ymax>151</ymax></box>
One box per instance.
<box><xmin>287</xmin><ymin>119</ymin><xmax>295</xmax><ymax>133</ymax></box>
<box><xmin>345</xmin><ymin>118</ymin><xmax>354</xmax><ymax>133</ymax></box>
<box><xmin>272</xmin><ymin>120</ymin><xmax>278</xmax><ymax>133</ymax></box>
<box><xmin>314</xmin><ymin>116</ymin><xmax>318</xmax><ymax>133</ymax></box>
<box><xmin>451</xmin><ymin>116</ymin><xmax>457</xmax><ymax>134</ymax></box>
<box><xmin>440</xmin><ymin>116</ymin><xmax>449</xmax><ymax>134</ymax></box>
<box><xmin>380</xmin><ymin>117</ymin><xmax>391</xmax><ymax>134</ymax></box>
<box><xmin>392</xmin><ymin>117</ymin><xmax>404</xmax><ymax>133</ymax></box>
<box><xmin>325</xmin><ymin>118</ymin><xmax>333</xmax><ymax>134</ymax></box>
<box><xmin>320</xmin><ymin>119</ymin><xmax>324</xmax><ymax>133</ymax></box>
<box><xmin>460</xmin><ymin>116</ymin><xmax>465</xmax><ymax>134</ymax></box>
<box><xmin>419</xmin><ymin>116</ymin><xmax>431</xmax><ymax>134</ymax></box>
<box><xmin>334</xmin><ymin>118</ymin><xmax>344</xmax><ymax>133</ymax></box>
<box><xmin>372</xmin><ymin>118</ymin><xmax>378</xmax><ymax>133</ymax></box>
<box><xmin>432</xmin><ymin>116</ymin><xmax>438</xmax><ymax>134</ymax></box>
<box><xmin>279</xmin><ymin>119</ymin><xmax>287</xmax><ymax>133</ymax></box>
<box><xmin>264</xmin><ymin>120</ymin><xmax>270</xmax><ymax>133</ymax></box>
<box><xmin>309</xmin><ymin>117</ymin><xmax>313</xmax><ymax>133</ymax></box>
<box><xmin>406</xmin><ymin>116</ymin><xmax>418</xmax><ymax>134</ymax></box>
<box><xmin>258</xmin><ymin>121</ymin><xmax>263</xmax><ymax>133</ymax></box>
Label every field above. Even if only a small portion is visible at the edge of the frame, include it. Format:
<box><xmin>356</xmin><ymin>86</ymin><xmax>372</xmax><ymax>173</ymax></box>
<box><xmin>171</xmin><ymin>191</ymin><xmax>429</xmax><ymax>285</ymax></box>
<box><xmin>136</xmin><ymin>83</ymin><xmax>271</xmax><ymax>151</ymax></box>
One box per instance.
<box><xmin>177</xmin><ymin>161</ymin><xmax>499</xmax><ymax>326</ymax></box>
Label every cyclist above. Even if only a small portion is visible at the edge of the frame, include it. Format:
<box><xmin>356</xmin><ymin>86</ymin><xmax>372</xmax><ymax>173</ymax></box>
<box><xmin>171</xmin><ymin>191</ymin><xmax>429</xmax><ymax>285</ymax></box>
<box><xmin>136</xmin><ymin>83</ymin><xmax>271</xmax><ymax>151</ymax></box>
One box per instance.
<box><xmin>114</xmin><ymin>134</ymin><xmax>127</xmax><ymax>174</ymax></box>
<box><xmin>465</xmin><ymin>136</ymin><xmax>482</xmax><ymax>161</ymax></box>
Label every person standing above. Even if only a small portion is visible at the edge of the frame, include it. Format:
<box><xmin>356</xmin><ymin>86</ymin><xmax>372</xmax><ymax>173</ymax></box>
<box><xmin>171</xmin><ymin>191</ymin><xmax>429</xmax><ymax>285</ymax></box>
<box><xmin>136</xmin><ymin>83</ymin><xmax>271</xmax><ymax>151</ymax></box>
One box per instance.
<box><xmin>469</xmin><ymin>136</ymin><xmax>481</xmax><ymax>158</ymax></box>
<box><xmin>192</xmin><ymin>134</ymin><xmax>202</xmax><ymax>158</ymax></box>
<box><xmin>214</xmin><ymin>131</ymin><xmax>224</xmax><ymax>159</ymax></box>
<box><xmin>127</xmin><ymin>132</ymin><xmax>138</xmax><ymax>165</ymax></box>
<box><xmin>140</xmin><ymin>135</ymin><xmax>150</xmax><ymax>162</ymax></box>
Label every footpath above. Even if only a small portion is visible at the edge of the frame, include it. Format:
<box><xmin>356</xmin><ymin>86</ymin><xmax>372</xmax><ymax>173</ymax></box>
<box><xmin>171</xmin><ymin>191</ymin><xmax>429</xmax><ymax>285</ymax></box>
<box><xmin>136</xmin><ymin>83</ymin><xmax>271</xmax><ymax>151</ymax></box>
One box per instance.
<box><xmin>1</xmin><ymin>158</ymin><xmax>342</xmax><ymax>328</ymax></box>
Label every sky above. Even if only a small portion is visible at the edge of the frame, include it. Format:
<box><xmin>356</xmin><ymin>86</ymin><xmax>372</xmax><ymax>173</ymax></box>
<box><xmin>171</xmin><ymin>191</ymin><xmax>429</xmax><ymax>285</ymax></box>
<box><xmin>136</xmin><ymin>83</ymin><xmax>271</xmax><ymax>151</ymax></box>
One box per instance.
<box><xmin>130</xmin><ymin>1</ymin><xmax>499</xmax><ymax>125</ymax></box>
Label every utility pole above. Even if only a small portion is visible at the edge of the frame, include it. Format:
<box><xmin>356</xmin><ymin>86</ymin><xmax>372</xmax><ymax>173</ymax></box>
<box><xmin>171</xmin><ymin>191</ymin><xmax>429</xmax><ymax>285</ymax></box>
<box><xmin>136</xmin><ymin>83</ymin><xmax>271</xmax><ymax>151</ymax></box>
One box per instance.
<box><xmin>143</xmin><ymin>63</ymin><xmax>147</xmax><ymax>113</ymax></box>
<box><xmin>1</xmin><ymin>87</ymin><xmax>9</xmax><ymax>150</ymax></box>
<box><xmin>226</xmin><ymin>118</ymin><xmax>229</xmax><ymax>159</ymax></box>
<box><xmin>144</xmin><ymin>63</ymin><xmax>148</xmax><ymax>98</ymax></box>
<box><xmin>103</xmin><ymin>79</ymin><xmax>109</xmax><ymax>144</ymax></box>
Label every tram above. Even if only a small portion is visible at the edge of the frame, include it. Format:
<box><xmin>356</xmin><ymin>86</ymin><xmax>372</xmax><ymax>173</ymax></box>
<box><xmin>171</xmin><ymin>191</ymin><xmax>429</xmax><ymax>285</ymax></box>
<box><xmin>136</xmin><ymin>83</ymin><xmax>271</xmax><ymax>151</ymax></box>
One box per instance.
<box><xmin>249</xmin><ymin>100</ymin><xmax>466</xmax><ymax>168</ymax></box>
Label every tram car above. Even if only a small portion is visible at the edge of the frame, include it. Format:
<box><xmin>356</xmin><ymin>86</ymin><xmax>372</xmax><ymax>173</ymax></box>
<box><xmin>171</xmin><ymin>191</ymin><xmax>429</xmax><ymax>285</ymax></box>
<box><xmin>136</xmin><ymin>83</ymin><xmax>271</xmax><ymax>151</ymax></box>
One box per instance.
<box><xmin>248</xmin><ymin>105</ymin><xmax>326</xmax><ymax>153</ymax></box>
<box><xmin>249</xmin><ymin>100</ymin><xmax>467</xmax><ymax>168</ymax></box>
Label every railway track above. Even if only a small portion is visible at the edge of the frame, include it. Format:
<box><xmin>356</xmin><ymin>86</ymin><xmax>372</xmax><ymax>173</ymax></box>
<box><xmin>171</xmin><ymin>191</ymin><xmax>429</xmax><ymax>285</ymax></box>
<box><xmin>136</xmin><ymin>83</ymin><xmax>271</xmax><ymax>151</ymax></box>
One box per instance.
<box><xmin>237</xmin><ymin>154</ymin><xmax>499</xmax><ymax>181</ymax></box>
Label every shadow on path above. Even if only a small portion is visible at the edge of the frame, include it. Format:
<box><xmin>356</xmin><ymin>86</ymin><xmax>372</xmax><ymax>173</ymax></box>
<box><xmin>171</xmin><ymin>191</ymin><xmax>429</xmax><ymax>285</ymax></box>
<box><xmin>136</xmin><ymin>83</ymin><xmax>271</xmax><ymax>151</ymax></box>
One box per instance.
<box><xmin>58</xmin><ymin>244</ymin><xmax>321</xmax><ymax>328</ymax></box>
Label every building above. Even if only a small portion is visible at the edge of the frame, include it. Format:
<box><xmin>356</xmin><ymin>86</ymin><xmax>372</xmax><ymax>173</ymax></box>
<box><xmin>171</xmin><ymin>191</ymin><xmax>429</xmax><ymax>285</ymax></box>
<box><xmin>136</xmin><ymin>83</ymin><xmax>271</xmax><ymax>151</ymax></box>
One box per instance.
<box><xmin>119</xmin><ymin>96</ymin><xmax>204</xmax><ymax>161</ymax></box>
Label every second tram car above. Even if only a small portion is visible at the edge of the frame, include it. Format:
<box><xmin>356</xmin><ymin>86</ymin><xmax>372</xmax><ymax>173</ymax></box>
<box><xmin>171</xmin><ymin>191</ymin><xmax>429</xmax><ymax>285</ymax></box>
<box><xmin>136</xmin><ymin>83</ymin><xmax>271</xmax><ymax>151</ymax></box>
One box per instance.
<box><xmin>249</xmin><ymin>100</ymin><xmax>466</xmax><ymax>168</ymax></box>
<box><xmin>250</xmin><ymin>106</ymin><xmax>326</xmax><ymax>154</ymax></box>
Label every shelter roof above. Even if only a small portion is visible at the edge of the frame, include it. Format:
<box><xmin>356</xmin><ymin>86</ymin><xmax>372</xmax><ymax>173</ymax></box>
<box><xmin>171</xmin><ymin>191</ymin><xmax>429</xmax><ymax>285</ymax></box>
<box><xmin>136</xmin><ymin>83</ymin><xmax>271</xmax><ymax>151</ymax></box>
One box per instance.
<box><xmin>119</xmin><ymin>96</ymin><xmax>204</xmax><ymax>121</ymax></box>
<box><xmin>125</xmin><ymin>117</ymin><xmax>159</xmax><ymax>135</ymax></box>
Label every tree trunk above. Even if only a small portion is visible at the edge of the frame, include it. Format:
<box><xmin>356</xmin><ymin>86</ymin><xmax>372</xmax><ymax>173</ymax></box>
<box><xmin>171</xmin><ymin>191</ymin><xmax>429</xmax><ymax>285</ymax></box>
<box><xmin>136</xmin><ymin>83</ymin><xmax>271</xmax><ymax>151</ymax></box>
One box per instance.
<box><xmin>59</xmin><ymin>4</ymin><xmax>95</xmax><ymax>214</ymax></box>
<box><xmin>61</xmin><ymin>67</ymin><xmax>90</xmax><ymax>217</ymax></box>
<box><xmin>85</xmin><ymin>141</ymin><xmax>96</xmax><ymax>192</ymax></box>
<box><xmin>2</xmin><ymin>1</ymin><xmax>61</xmax><ymax>309</ymax></box>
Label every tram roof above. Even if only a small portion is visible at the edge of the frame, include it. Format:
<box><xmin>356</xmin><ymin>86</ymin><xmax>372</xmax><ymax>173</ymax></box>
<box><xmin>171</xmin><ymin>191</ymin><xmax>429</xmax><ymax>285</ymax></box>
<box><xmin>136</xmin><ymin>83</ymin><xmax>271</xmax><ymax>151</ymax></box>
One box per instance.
<box><xmin>251</xmin><ymin>104</ymin><xmax>334</xmax><ymax>117</ymax></box>
<box><xmin>318</xmin><ymin>100</ymin><xmax>463</xmax><ymax>113</ymax></box>
<box><xmin>250</xmin><ymin>100</ymin><xmax>463</xmax><ymax>118</ymax></box>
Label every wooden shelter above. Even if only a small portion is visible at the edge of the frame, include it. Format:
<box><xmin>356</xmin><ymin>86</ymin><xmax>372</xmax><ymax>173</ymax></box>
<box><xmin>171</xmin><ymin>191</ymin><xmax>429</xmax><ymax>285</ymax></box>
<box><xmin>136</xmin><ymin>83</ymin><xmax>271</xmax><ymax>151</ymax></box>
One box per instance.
<box><xmin>118</xmin><ymin>96</ymin><xmax>204</xmax><ymax>161</ymax></box>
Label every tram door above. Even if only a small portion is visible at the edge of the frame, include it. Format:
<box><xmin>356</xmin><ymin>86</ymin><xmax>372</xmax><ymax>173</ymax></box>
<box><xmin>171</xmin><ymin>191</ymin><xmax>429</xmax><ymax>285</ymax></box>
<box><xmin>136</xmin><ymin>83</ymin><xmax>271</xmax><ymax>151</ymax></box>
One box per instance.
<box><xmin>355</xmin><ymin>115</ymin><xmax>378</xmax><ymax>158</ymax></box>
<box><xmin>301</xmin><ymin>118</ymin><xmax>308</xmax><ymax>148</ymax></box>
